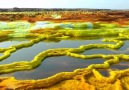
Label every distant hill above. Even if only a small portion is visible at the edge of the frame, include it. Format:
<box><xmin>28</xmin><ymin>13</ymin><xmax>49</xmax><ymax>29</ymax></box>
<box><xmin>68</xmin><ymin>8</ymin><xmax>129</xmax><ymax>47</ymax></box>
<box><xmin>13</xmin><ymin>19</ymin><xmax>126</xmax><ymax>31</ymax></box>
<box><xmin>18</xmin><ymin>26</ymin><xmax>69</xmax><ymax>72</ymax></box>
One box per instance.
<box><xmin>0</xmin><ymin>7</ymin><xmax>111</xmax><ymax>12</ymax></box>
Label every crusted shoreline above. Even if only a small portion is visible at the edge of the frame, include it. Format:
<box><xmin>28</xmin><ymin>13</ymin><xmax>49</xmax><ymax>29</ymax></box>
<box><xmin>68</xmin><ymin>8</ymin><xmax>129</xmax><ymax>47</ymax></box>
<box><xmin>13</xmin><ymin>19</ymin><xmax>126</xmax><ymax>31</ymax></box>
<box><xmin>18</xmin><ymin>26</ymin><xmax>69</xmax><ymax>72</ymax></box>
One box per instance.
<box><xmin>0</xmin><ymin>10</ymin><xmax>129</xmax><ymax>89</ymax></box>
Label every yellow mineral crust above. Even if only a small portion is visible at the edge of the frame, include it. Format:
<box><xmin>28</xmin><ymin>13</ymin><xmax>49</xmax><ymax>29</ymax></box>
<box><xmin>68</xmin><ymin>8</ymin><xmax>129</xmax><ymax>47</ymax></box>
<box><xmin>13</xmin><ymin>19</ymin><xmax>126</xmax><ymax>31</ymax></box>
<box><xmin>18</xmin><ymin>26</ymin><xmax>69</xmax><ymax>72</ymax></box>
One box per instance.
<box><xmin>0</xmin><ymin>30</ymin><xmax>129</xmax><ymax>89</ymax></box>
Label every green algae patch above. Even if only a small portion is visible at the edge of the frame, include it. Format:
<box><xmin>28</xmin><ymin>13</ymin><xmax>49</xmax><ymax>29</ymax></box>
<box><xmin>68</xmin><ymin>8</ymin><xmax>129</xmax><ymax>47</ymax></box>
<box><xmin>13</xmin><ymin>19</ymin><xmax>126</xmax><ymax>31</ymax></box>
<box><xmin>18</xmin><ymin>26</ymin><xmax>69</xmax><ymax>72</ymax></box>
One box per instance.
<box><xmin>57</xmin><ymin>29</ymin><xmax>120</xmax><ymax>37</ymax></box>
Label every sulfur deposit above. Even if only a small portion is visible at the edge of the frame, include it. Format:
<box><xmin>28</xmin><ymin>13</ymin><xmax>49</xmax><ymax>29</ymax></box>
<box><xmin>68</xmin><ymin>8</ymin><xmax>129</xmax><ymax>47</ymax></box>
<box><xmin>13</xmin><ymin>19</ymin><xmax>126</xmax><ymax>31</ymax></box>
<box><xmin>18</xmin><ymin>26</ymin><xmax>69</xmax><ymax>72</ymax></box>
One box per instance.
<box><xmin>0</xmin><ymin>10</ymin><xmax>129</xmax><ymax>90</ymax></box>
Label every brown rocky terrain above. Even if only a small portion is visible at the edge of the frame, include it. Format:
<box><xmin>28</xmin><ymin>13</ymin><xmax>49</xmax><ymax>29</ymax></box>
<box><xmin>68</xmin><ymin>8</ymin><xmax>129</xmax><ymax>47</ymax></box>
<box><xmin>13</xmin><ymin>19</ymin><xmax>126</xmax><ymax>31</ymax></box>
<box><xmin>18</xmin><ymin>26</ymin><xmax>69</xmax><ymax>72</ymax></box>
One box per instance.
<box><xmin>0</xmin><ymin>10</ymin><xmax>129</xmax><ymax>25</ymax></box>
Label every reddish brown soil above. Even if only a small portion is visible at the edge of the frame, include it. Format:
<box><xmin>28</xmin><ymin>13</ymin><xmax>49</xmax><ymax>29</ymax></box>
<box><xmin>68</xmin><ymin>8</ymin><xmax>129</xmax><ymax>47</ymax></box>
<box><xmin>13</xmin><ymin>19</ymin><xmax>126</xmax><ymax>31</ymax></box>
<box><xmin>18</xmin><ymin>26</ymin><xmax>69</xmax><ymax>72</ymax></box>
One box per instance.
<box><xmin>0</xmin><ymin>10</ymin><xmax>129</xmax><ymax>25</ymax></box>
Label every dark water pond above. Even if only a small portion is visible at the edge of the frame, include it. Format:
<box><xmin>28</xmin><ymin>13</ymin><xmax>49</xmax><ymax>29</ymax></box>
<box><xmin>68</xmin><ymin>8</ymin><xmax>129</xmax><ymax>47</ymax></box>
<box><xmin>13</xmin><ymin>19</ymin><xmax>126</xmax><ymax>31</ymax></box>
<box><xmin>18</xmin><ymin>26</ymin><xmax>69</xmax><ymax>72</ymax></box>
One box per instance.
<box><xmin>0</xmin><ymin>38</ymin><xmax>129</xmax><ymax>79</ymax></box>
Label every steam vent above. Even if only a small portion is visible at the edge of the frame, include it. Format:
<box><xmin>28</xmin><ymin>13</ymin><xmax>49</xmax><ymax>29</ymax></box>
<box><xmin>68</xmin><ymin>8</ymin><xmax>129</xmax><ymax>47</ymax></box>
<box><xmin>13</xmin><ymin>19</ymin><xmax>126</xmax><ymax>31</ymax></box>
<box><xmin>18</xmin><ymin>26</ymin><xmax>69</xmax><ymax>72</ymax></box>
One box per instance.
<box><xmin>0</xmin><ymin>9</ymin><xmax>129</xmax><ymax>90</ymax></box>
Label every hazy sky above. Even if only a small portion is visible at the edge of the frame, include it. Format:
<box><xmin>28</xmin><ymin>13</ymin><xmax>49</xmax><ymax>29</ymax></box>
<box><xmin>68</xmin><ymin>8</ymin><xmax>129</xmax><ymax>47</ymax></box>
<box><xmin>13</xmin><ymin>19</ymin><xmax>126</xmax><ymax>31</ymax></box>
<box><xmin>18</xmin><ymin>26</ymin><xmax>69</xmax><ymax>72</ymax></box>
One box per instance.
<box><xmin>0</xmin><ymin>0</ymin><xmax>129</xmax><ymax>9</ymax></box>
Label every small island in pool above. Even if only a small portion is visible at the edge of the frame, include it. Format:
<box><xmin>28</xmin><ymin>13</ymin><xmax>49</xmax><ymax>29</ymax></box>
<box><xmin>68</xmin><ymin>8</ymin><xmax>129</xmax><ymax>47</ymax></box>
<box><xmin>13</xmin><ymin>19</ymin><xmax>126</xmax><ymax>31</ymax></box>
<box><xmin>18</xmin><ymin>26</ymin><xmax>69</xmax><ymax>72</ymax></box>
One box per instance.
<box><xmin>0</xmin><ymin>8</ymin><xmax>129</xmax><ymax>90</ymax></box>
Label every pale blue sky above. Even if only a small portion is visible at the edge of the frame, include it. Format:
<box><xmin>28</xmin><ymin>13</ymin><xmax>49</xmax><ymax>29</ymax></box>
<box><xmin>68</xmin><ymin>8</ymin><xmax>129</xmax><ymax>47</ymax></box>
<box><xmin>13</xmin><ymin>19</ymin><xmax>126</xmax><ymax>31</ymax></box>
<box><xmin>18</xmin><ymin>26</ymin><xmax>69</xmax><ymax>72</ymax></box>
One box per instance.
<box><xmin>0</xmin><ymin>0</ymin><xmax>129</xmax><ymax>9</ymax></box>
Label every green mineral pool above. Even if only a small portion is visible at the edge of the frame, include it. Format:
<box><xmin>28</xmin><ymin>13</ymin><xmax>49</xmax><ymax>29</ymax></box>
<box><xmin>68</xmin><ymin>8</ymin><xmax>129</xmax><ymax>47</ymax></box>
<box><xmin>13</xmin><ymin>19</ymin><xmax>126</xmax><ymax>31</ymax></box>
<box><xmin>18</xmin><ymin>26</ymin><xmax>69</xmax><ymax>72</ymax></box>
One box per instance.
<box><xmin>0</xmin><ymin>37</ymin><xmax>129</xmax><ymax>79</ymax></box>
